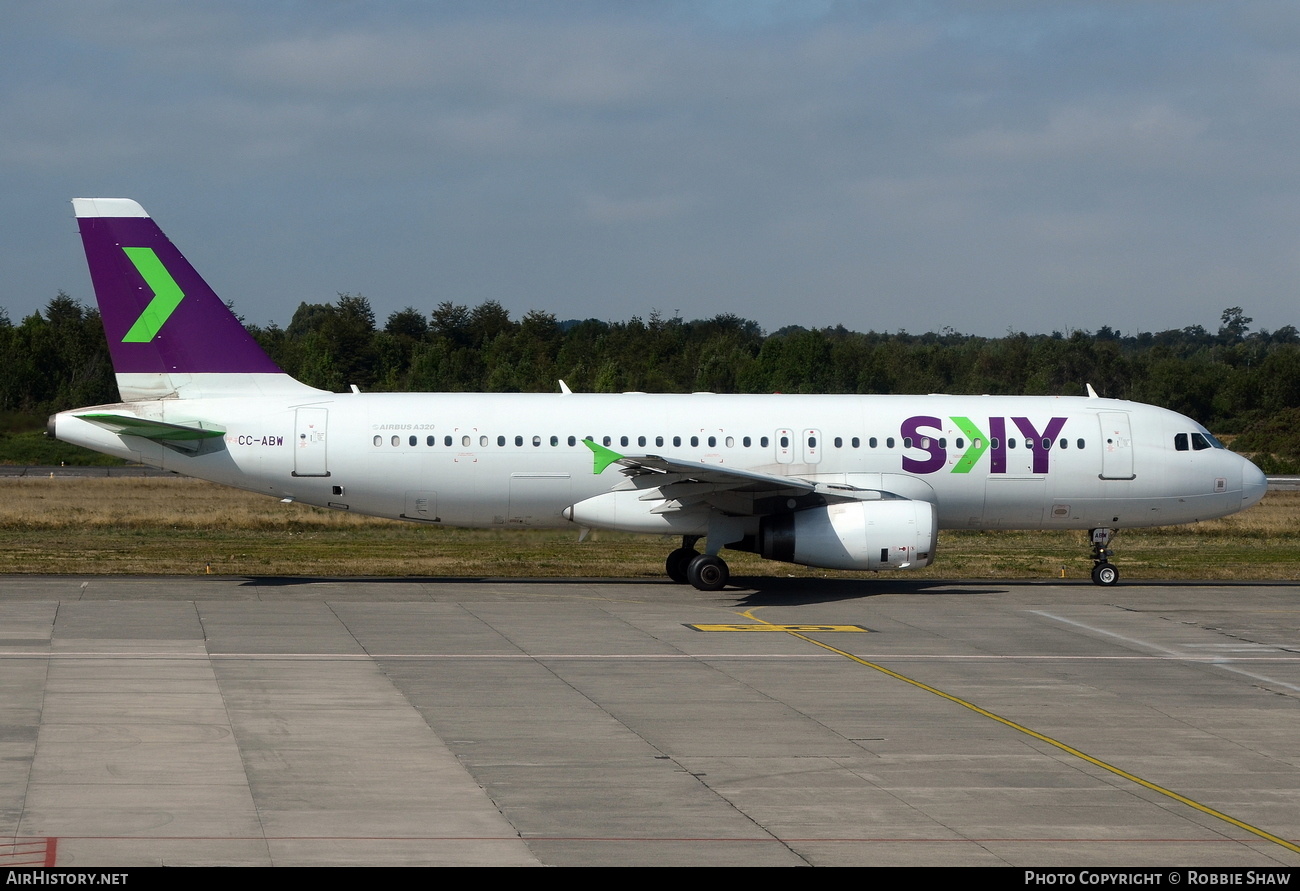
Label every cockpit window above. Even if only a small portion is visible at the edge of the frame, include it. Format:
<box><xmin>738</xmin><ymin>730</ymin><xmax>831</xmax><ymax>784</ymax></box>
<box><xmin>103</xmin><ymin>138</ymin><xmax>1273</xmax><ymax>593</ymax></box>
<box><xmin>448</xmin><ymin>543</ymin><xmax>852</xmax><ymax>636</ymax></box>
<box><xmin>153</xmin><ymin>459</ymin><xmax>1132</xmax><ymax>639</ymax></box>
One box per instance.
<box><xmin>1175</xmin><ymin>433</ymin><xmax>1189</xmax><ymax>452</ymax></box>
<box><xmin>1190</xmin><ymin>432</ymin><xmax>1212</xmax><ymax>451</ymax></box>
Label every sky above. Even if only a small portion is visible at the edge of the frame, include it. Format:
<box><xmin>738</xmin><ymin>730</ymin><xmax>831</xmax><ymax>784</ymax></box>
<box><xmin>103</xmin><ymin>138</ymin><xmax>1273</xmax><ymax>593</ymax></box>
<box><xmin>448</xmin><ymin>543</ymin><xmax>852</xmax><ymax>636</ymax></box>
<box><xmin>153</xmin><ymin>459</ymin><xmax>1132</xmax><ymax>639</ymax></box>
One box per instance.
<box><xmin>3</xmin><ymin>1</ymin><xmax>1299</xmax><ymax>338</ymax></box>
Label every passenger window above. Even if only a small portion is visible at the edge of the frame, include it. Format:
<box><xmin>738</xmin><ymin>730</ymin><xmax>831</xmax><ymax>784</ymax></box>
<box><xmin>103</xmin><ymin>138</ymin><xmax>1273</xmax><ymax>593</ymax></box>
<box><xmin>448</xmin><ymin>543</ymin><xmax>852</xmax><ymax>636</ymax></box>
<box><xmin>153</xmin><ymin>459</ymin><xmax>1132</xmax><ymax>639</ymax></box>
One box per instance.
<box><xmin>409</xmin><ymin>435</ymin><xmax>417</xmax><ymax>447</ymax></box>
<box><xmin>886</xmin><ymin>437</ymin><xmax>895</xmax><ymax>448</ymax></box>
<box><xmin>620</xmin><ymin>436</ymin><xmax>629</xmax><ymax>447</ymax></box>
<box><xmin>706</xmin><ymin>436</ymin><xmax>715</xmax><ymax>447</ymax></box>
<box><xmin>392</xmin><ymin>435</ymin><xmax>400</xmax><ymax>447</ymax></box>
<box><xmin>991</xmin><ymin>438</ymin><xmax>1000</xmax><ymax>449</ymax></box>
<box><xmin>568</xmin><ymin>436</ymin><xmax>576</xmax><ymax>446</ymax></box>
<box><xmin>548</xmin><ymin>435</ymin><xmax>556</xmax><ymax>446</ymax></box>
<box><xmin>691</xmin><ymin>436</ymin><xmax>699</xmax><ymax>447</ymax></box>
<box><xmin>780</xmin><ymin>435</ymin><xmax>789</xmax><ymax>448</ymax></box>
<box><xmin>373</xmin><ymin>435</ymin><xmax>382</xmax><ymax>447</ymax></box>
<box><xmin>939</xmin><ymin>438</ymin><xmax>946</xmax><ymax>449</ymax></box>
<box><xmin>515</xmin><ymin>435</ymin><xmax>524</xmax><ymax>447</ymax></box>
<box><xmin>725</xmin><ymin>436</ymin><xmax>734</xmax><ymax>447</ymax></box>
<box><xmin>673</xmin><ymin>436</ymin><xmax>682</xmax><ymax>447</ymax></box>
<box><xmin>868</xmin><ymin>437</ymin><xmax>876</xmax><ymax>448</ymax></box>
<box><xmin>1076</xmin><ymin>438</ymin><xmax>1084</xmax><ymax>449</ymax></box>
<box><xmin>481</xmin><ymin>435</ymin><xmax>489</xmax><ymax>447</ymax></box>
<box><xmin>1008</xmin><ymin>438</ymin><xmax>1016</xmax><ymax>449</ymax></box>
<box><xmin>602</xmin><ymin>436</ymin><xmax>611</xmax><ymax>446</ymax></box>
<box><xmin>462</xmin><ymin>435</ymin><xmax>471</xmax><ymax>447</ymax></box>
<box><xmin>903</xmin><ymin>437</ymin><xmax>913</xmax><ymax>449</ymax></box>
<box><xmin>444</xmin><ymin>435</ymin><xmax>453</xmax><ymax>447</ymax></box>
<box><xmin>638</xmin><ymin>436</ymin><xmax>646</xmax><ymax>447</ymax></box>
<box><xmin>955</xmin><ymin>438</ymin><xmax>964</xmax><ymax>449</ymax></box>
<box><xmin>655</xmin><ymin>436</ymin><xmax>664</xmax><ymax>447</ymax></box>
<box><xmin>497</xmin><ymin>435</ymin><xmax>505</xmax><ymax>446</ymax></box>
<box><xmin>808</xmin><ymin>436</ymin><xmax>817</xmax><ymax>448</ymax></box>
<box><xmin>1025</xmin><ymin>439</ymin><xmax>1033</xmax><ymax>450</ymax></box>
<box><xmin>743</xmin><ymin>436</ymin><xmax>751</xmax><ymax>447</ymax></box>
<box><xmin>1058</xmin><ymin>438</ymin><xmax>1067</xmax><ymax>449</ymax></box>
<box><xmin>760</xmin><ymin>436</ymin><xmax>769</xmax><ymax>447</ymax></box>
<box><xmin>834</xmin><ymin>437</ymin><xmax>843</xmax><ymax>448</ymax></box>
<box><xmin>851</xmin><ymin>437</ymin><xmax>860</xmax><ymax>448</ymax></box>
<box><xmin>533</xmin><ymin>435</ymin><xmax>542</xmax><ymax>447</ymax></box>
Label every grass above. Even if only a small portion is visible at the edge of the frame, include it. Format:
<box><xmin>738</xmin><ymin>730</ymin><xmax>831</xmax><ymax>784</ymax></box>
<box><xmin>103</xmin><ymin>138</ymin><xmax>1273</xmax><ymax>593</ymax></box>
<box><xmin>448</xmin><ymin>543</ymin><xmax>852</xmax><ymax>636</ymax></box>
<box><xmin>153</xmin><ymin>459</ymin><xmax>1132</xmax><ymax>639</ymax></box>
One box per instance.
<box><xmin>0</xmin><ymin>476</ymin><xmax>1295</xmax><ymax>580</ymax></box>
<box><xmin>0</xmin><ymin>430</ymin><xmax>124</xmax><ymax>466</ymax></box>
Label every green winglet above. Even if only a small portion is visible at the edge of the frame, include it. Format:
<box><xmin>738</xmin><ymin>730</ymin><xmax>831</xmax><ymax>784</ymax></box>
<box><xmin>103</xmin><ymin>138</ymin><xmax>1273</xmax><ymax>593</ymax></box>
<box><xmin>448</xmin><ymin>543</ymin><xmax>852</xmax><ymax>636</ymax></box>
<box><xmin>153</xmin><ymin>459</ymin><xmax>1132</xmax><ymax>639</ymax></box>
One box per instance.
<box><xmin>582</xmin><ymin>438</ymin><xmax>623</xmax><ymax>474</ymax></box>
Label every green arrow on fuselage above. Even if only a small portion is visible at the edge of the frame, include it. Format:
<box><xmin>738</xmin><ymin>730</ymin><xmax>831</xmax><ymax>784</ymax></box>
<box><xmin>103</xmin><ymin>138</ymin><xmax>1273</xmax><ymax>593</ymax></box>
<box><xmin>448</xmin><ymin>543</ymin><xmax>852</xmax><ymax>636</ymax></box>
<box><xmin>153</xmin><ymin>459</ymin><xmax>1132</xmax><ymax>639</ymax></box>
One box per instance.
<box><xmin>121</xmin><ymin>247</ymin><xmax>185</xmax><ymax>342</ymax></box>
<box><xmin>950</xmin><ymin>416</ymin><xmax>989</xmax><ymax>473</ymax></box>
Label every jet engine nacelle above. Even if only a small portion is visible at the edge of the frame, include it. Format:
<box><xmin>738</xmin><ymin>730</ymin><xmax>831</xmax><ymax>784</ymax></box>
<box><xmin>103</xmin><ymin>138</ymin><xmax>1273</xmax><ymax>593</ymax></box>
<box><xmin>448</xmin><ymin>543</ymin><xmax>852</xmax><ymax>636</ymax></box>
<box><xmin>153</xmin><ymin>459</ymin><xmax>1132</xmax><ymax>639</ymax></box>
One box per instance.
<box><xmin>759</xmin><ymin>500</ymin><xmax>937</xmax><ymax>571</ymax></box>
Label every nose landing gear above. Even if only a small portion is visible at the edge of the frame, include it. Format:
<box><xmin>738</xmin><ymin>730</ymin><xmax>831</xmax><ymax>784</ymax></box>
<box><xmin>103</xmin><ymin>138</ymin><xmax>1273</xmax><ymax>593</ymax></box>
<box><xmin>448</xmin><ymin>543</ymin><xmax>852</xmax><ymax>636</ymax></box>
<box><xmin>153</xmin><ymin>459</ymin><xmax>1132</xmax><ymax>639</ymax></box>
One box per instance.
<box><xmin>1089</xmin><ymin>528</ymin><xmax>1119</xmax><ymax>585</ymax></box>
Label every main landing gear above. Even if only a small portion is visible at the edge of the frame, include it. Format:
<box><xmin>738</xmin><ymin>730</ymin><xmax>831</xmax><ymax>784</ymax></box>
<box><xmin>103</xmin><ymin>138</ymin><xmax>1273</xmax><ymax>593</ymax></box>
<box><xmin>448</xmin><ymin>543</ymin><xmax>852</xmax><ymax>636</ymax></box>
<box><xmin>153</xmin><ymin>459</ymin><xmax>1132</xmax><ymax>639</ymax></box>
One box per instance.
<box><xmin>665</xmin><ymin>536</ymin><xmax>731</xmax><ymax>591</ymax></box>
<box><xmin>1089</xmin><ymin>528</ymin><xmax>1119</xmax><ymax>586</ymax></box>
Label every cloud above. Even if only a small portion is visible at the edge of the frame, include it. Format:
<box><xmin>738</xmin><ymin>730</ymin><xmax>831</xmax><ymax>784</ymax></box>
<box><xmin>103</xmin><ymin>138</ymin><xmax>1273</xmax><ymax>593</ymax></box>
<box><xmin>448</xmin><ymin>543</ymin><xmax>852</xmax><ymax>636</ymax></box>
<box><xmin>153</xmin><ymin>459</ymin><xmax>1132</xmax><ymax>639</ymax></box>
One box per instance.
<box><xmin>583</xmin><ymin>192</ymin><xmax>694</xmax><ymax>224</ymax></box>
<box><xmin>952</xmin><ymin>103</ymin><xmax>1210</xmax><ymax>166</ymax></box>
<box><xmin>4</xmin><ymin>2</ymin><xmax>1300</xmax><ymax>339</ymax></box>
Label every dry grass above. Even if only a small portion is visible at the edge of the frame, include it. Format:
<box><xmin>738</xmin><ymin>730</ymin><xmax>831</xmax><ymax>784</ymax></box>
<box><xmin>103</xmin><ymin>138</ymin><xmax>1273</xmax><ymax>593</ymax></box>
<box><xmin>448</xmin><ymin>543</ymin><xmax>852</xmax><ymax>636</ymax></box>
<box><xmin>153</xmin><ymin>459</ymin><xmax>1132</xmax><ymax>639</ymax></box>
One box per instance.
<box><xmin>0</xmin><ymin>476</ymin><xmax>1295</xmax><ymax>580</ymax></box>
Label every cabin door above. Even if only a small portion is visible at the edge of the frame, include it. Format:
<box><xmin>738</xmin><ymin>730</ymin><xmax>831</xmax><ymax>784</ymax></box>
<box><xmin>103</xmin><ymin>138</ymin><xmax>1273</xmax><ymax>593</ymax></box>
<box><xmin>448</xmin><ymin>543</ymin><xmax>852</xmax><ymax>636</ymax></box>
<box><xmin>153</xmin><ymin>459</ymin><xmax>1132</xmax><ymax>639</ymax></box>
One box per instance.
<box><xmin>1098</xmin><ymin>412</ymin><xmax>1135</xmax><ymax>480</ymax></box>
<box><xmin>293</xmin><ymin>408</ymin><xmax>330</xmax><ymax>477</ymax></box>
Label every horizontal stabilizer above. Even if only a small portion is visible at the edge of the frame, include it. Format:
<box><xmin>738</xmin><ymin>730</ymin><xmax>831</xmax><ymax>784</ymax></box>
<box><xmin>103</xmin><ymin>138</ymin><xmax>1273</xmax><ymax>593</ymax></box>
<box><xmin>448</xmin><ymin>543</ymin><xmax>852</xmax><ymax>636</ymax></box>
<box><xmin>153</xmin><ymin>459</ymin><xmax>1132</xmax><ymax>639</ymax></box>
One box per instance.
<box><xmin>76</xmin><ymin>413</ymin><xmax>225</xmax><ymax>450</ymax></box>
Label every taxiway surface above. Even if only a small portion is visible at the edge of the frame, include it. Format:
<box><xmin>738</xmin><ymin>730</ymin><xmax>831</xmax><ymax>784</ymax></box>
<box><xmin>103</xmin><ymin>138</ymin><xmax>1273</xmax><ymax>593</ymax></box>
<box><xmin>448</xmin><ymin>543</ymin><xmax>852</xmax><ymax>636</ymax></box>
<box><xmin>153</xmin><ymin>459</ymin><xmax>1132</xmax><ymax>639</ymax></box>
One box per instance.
<box><xmin>1</xmin><ymin>575</ymin><xmax>1297</xmax><ymax>867</ymax></box>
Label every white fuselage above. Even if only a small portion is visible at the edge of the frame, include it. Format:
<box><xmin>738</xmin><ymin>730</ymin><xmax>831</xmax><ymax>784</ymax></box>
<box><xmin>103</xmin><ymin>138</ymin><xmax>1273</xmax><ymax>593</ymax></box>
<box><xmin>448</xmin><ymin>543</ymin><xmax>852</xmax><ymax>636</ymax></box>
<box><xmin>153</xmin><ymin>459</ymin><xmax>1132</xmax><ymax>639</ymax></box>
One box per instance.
<box><xmin>53</xmin><ymin>392</ymin><xmax>1267</xmax><ymax>535</ymax></box>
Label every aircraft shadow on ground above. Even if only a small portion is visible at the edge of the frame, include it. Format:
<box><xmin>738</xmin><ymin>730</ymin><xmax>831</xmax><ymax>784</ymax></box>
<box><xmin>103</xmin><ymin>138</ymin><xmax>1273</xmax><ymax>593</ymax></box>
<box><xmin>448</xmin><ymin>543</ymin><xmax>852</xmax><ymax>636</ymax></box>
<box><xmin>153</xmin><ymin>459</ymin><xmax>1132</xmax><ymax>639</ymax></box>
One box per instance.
<box><xmin>727</xmin><ymin>576</ymin><xmax>1000</xmax><ymax>605</ymax></box>
<box><xmin>231</xmin><ymin>574</ymin><xmax>1003</xmax><ymax>604</ymax></box>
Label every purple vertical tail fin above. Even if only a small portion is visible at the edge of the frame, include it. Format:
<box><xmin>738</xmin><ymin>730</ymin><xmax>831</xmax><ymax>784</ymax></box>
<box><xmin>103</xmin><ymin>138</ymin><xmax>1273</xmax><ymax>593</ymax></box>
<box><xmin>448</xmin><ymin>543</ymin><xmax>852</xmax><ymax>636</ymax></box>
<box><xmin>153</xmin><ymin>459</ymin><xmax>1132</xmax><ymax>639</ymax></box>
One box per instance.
<box><xmin>73</xmin><ymin>198</ymin><xmax>321</xmax><ymax>402</ymax></box>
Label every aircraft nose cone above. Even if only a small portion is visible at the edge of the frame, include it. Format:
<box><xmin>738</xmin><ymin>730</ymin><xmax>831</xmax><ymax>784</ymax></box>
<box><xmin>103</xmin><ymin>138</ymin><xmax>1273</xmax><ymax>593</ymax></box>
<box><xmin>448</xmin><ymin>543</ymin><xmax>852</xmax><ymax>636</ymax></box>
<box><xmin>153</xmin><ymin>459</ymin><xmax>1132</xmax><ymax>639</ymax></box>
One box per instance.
<box><xmin>1241</xmin><ymin>459</ymin><xmax>1268</xmax><ymax>509</ymax></box>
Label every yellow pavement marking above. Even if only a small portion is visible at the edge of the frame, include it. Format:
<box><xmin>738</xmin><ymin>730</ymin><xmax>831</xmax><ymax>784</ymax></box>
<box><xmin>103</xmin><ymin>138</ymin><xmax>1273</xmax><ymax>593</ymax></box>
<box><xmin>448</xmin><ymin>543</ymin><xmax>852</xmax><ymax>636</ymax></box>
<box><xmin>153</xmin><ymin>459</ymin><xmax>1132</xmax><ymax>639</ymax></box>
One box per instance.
<box><xmin>738</xmin><ymin>608</ymin><xmax>1300</xmax><ymax>856</ymax></box>
<box><xmin>688</xmin><ymin>624</ymin><xmax>869</xmax><ymax>633</ymax></box>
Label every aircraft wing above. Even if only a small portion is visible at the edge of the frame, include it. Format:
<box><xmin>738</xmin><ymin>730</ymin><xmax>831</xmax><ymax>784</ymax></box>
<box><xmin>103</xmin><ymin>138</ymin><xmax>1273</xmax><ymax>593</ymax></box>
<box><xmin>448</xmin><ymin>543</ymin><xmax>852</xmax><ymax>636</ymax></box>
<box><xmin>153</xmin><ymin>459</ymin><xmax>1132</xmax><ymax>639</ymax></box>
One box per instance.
<box><xmin>582</xmin><ymin>439</ymin><xmax>892</xmax><ymax>515</ymax></box>
<box><xmin>75</xmin><ymin>413</ymin><xmax>225</xmax><ymax>451</ymax></box>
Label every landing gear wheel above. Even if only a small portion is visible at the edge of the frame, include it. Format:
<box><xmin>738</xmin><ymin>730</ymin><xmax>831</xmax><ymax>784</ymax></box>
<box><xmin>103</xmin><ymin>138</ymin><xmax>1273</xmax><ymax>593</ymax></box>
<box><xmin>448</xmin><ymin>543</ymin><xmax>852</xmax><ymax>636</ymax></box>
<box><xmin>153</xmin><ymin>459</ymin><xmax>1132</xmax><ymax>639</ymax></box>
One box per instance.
<box><xmin>665</xmin><ymin>548</ymin><xmax>697</xmax><ymax>584</ymax></box>
<box><xmin>1088</xmin><ymin>527</ymin><xmax>1119</xmax><ymax>586</ymax></box>
<box><xmin>1091</xmin><ymin>563</ymin><xmax>1119</xmax><ymax>586</ymax></box>
<box><xmin>686</xmin><ymin>554</ymin><xmax>730</xmax><ymax>591</ymax></box>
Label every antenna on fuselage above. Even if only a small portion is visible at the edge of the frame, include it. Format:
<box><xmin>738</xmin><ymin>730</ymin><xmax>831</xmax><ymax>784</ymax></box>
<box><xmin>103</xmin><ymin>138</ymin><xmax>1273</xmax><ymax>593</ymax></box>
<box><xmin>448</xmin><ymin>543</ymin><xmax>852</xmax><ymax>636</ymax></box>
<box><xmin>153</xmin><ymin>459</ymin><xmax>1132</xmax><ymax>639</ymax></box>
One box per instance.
<box><xmin>1085</xmin><ymin>383</ymin><xmax>1099</xmax><ymax>399</ymax></box>
<box><xmin>559</xmin><ymin>380</ymin><xmax>573</xmax><ymax>395</ymax></box>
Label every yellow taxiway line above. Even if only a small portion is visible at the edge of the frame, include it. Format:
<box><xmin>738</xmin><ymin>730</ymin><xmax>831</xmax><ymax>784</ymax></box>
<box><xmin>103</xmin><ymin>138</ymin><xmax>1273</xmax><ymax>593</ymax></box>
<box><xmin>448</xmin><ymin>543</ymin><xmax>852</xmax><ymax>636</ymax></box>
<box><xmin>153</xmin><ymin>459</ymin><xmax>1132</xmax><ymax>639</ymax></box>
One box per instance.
<box><xmin>737</xmin><ymin>608</ymin><xmax>1300</xmax><ymax>856</ymax></box>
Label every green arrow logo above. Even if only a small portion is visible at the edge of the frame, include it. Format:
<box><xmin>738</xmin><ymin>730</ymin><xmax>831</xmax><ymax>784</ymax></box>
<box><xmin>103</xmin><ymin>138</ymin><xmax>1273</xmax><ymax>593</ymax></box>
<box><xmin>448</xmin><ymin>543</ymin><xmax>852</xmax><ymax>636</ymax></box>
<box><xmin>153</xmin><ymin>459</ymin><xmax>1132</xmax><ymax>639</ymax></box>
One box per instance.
<box><xmin>120</xmin><ymin>247</ymin><xmax>185</xmax><ymax>342</ymax></box>
<box><xmin>949</xmin><ymin>416</ymin><xmax>990</xmax><ymax>474</ymax></box>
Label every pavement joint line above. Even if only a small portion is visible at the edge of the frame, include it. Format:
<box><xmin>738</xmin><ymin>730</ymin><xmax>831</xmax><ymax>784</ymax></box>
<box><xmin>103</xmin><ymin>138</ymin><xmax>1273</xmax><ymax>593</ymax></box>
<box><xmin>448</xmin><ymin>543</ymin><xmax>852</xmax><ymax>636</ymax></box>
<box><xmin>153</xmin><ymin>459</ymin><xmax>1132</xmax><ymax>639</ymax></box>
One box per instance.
<box><xmin>3</xmin><ymin>650</ymin><xmax>1299</xmax><ymax>661</ymax></box>
<box><xmin>1032</xmin><ymin>609</ymin><xmax>1300</xmax><ymax>694</ymax></box>
<box><xmin>738</xmin><ymin>607</ymin><xmax>1300</xmax><ymax>857</ymax></box>
<box><xmin>11</xmin><ymin>834</ymin><xmax>1290</xmax><ymax>843</ymax></box>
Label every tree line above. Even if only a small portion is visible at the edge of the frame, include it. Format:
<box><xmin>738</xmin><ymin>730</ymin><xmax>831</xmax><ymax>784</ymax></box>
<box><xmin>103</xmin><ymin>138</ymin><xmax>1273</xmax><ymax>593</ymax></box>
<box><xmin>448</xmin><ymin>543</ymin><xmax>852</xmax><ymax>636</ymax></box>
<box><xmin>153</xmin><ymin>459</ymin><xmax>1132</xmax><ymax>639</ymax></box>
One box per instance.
<box><xmin>3</xmin><ymin>294</ymin><xmax>1297</xmax><ymax>468</ymax></box>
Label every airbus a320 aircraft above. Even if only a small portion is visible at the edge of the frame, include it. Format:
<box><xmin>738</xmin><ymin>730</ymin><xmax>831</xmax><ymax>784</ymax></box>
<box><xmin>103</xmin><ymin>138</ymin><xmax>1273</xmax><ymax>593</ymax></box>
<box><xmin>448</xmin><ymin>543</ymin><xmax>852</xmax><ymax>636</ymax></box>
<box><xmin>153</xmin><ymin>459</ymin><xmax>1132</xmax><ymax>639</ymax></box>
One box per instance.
<box><xmin>50</xmin><ymin>199</ymin><xmax>1268</xmax><ymax>590</ymax></box>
